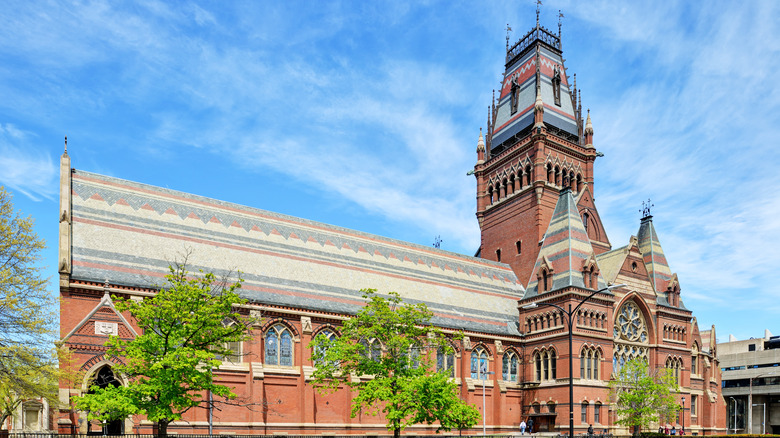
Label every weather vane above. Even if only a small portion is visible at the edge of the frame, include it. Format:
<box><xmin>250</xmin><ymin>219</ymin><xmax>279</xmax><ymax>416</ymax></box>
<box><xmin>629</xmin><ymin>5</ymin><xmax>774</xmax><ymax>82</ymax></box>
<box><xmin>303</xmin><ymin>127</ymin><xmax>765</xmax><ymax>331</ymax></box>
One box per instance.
<box><xmin>506</xmin><ymin>23</ymin><xmax>512</xmax><ymax>50</ymax></box>
<box><xmin>640</xmin><ymin>199</ymin><xmax>654</xmax><ymax>217</ymax></box>
<box><xmin>536</xmin><ymin>0</ymin><xmax>542</xmax><ymax>28</ymax></box>
<box><xmin>433</xmin><ymin>235</ymin><xmax>443</xmax><ymax>249</ymax></box>
<box><xmin>558</xmin><ymin>10</ymin><xmax>564</xmax><ymax>37</ymax></box>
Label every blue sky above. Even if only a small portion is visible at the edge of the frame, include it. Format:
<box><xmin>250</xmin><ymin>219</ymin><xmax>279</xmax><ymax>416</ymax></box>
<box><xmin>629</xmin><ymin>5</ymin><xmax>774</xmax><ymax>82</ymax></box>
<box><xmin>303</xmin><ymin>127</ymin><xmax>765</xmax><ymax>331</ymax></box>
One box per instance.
<box><xmin>2</xmin><ymin>0</ymin><xmax>778</xmax><ymax>343</ymax></box>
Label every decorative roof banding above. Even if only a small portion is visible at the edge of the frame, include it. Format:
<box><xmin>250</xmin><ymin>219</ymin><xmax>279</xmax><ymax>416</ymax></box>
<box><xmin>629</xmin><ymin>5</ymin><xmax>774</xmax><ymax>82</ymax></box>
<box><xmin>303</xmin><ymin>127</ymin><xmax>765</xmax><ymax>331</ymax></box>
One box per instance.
<box><xmin>69</xmin><ymin>170</ymin><xmax>524</xmax><ymax>336</ymax></box>
<box><xmin>523</xmin><ymin>186</ymin><xmax>607</xmax><ymax>298</ymax></box>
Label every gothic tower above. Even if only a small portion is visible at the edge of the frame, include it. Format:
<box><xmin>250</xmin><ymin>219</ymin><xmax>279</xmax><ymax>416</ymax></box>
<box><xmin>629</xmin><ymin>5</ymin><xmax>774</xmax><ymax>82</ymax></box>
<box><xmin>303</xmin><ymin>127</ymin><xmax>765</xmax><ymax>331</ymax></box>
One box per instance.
<box><xmin>474</xmin><ymin>19</ymin><xmax>610</xmax><ymax>286</ymax></box>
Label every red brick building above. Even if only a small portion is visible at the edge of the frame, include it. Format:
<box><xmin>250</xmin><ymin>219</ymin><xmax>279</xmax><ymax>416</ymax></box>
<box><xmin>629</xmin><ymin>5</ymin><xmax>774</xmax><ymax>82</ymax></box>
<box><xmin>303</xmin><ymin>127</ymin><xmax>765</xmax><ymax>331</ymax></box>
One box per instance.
<box><xmin>57</xmin><ymin>18</ymin><xmax>725</xmax><ymax>436</ymax></box>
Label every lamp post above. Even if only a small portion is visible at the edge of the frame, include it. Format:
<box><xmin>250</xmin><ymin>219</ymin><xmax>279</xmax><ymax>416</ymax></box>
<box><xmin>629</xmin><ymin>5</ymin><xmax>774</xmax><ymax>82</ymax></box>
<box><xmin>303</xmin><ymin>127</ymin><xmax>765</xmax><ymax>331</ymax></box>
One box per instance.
<box><xmin>749</xmin><ymin>371</ymin><xmax>776</xmax><ymax>434</ymax></box>
<box><xmin>481</xmin><ymin>364</ymin><xmax>495</xmax><ymax>436</ymax></box>
<box><xmin>681</xmin><ymin>397</ymin><xmax>685</xmax><ymax>434</ymax></box>
<box><xmin>728</xmin><ymin>397</ymin><xmax>737</xmax><ymax>434</ymax></box>
<box><xmin>522</xmin><ymin>284</ymin><xmax>626</xmax><ymax>438</ymax></box>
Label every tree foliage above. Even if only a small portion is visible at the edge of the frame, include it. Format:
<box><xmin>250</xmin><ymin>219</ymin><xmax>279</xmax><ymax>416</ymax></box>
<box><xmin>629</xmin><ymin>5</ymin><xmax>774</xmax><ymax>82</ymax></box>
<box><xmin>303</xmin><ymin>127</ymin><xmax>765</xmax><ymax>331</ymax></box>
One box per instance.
<box><xmin>310</xmin><ymin>289</ymin><xmax>480</xmax><ymax>438</ymax></box>
<box><xmin>609</xmin><ymin>358</ymin><xmax>680</xmax><ymax>433</ymax></box>
<box><xmin>74</xmin><ymin>265</ymin><xmax>251</xmax><ymax>437</ymax></box>
<box><xmin>0</xmin><ymin>348</ymin><xmax>58</xmax><ymax>428</ymax></box>
<box><xmin>0</xmin><ymin>187</ymin><xmax>57</xmax><ymax>429</ymax></box>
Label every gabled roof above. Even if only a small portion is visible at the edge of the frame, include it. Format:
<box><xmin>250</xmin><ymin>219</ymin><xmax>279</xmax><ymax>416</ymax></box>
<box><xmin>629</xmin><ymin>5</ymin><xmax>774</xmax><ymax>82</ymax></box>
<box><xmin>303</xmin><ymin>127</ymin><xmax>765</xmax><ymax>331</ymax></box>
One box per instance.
<box><xmin>595</xmin><ymin>245</ymin><xmax>628</xmax><ymax>285</ymax></box>
<box><xmin>523</xmin><ymin>186</ymin><xmax>607</xmax><ymax>299</ymax></box>
<box><xmin>68</xmin><ymin>170</ymin><xmax>525</xmax><ymax>337</ymax></box>
<box><xmin>637</xmin><ymin>215</ymin><xmax>673</xmax><ymax>293</ymax></box>
<box><xmin>62</xmin><ymin>289</ymin><xmax>138</xmax><ymax>342</ymax></box>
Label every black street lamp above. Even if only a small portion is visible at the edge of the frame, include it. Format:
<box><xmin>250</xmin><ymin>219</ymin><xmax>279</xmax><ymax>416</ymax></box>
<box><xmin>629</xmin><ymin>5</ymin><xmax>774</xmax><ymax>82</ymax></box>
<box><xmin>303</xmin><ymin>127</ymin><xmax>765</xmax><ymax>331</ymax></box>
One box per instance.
<box><xmin>523</xmin><ymin>284</ymin><xmax>625</xmax><ymax>438</ymax></box>
<box><xmin>681</xmin><ymin>397</ymin><xmax>685</xmax><ymax>434</ymax></box>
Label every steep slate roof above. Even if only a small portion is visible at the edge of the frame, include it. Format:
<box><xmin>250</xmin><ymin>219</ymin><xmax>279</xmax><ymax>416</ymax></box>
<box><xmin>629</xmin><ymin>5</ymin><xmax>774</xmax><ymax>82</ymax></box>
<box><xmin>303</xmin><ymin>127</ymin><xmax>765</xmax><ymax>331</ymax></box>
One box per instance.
<box><xmin>637</xmin><ymin>216</ymin><xmax>673</xmax><ymax>293</ymax></box>
<box><xmin>594</xmin><ymin>245</ymin><xmax>628</xmax><ymax>284</ymax></box>
<box><xmin>523</xmin><ymin>186</ymin><xmax>607</xmax><ymax>299</ymax></box>
<box><xmin>69</xmin><ymin>170</ymin><xmax>524</xmax><ymax>337</ymax></box>
<box><xmin>492</xmin><ymin>27</ymin><xmax>577</xmax><ymax>150</ymax></box>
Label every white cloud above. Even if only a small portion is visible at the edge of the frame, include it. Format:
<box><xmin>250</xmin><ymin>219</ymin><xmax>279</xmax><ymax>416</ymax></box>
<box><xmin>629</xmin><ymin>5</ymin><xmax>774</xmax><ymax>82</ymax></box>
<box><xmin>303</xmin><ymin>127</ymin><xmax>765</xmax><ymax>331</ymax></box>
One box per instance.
<box><xmin>0</xmin><ymin>124</ymin><xmax>56</xmax><ymax>201</ymax></box>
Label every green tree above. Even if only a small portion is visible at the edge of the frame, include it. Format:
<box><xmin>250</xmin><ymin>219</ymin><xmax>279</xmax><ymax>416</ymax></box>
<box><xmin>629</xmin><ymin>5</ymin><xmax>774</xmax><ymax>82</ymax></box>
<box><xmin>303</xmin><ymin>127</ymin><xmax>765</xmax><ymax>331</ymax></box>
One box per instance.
<box><xmin>609</xmin><ymin>358</ymin><xmax>680</xmax><ymax>434</ymax></box>
<box><xmin>0</xmin><ymin>187</ymin><xmax>57</xmax><ymax>430</ymax></box>
<box><xmin>75</xmin><ymin>264</ymin><xmax>251</xmax><ymax>438</ymax></box>
<box><xmin>310</xmin><ymin>289</ymin><xmax>480</xmax><ymax>438</ymax></box>
<box><xmin>0</xmin><ymin>187</ymin><xmax>55</xmax><ymax>368</ymax></box>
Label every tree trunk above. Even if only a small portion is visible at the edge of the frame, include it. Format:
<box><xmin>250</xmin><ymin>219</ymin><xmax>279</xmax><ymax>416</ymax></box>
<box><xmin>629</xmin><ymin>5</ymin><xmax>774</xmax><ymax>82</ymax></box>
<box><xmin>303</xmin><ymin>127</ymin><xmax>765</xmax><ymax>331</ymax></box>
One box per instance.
<box><xmin>157</xmin><ymin>419</ymin><xmax>170</xmax><ymax>438</ymax></box>
<box><xmin>393</xmin><ymin>427</ymin><xmax>400</xmax><ymax>438</ymax></box>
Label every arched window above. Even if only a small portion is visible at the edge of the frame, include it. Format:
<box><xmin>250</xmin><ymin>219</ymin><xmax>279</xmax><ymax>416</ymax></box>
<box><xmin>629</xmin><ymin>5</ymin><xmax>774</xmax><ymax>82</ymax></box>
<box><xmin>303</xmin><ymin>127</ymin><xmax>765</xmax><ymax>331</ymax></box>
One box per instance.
<box><xmin>535</xmin><ymin>352</ymin><xmax>542</xmax><ymax>381</ymax></box>
<box><xmin>525</xmin><ymin>165</ymin><xmax>532</xmax><ymax>186</ymax></box>
<box><xmin>582</xmin><ymin>212</ymin><xmax>590</xmax><ymax>234</ymax></box>
<box><xmin>437</xmin><ymin>346</ymin><xmax>456</xmax><ymax>378</ymax></box>
<box><xmin>554</xmin><ymin>166</ymin><xmax>561</xmax><ymax>186</ymax></box>
<box><xmin>313</xmin><ymin>329</ymin><xmax>337</xmax><ymax>366</ymax></box>
<box><xmin>360</xmin><ymin>338</ymin><xmax>382</xmax><ymax>362</ymax></box>
<box><xmin>510</xmin><ymin>79</ymin><xmax>519</xmax><ymax>114</ymax></box>
<box><xmin>549</xmin><ymin>350</ymin><xmax>557</xmax><ymax>379</ymax></box>
<box><xmin>581</xmin><ymin>347</ymin><xmax>600</xmax><ymax>380</ymax></box>
<box><xmin>542</xmin><ymin>269</ymin><xmax>549</xmax><ymax>292</ymax></box>
<box><xmin>547</xmin><ymin>164</ymin><xmax>553</xmax><ymax>183</ymax></box>
<box><xmin>613</xmin><ymin>301</ymin><xmax>649</xmax><ymax>372</ymax></box>
<box><xmin>595</xmin><ymin>402</ymin><xmax>602</xmax><ymax>424</ymax></box>
<box><xmin>488</xmin><ymin>186</ymin><xmax>494</xmax><ymax>204</ymax></box>
<box><xmin>266</xmin><ymin>324</ymin><xmax>293</xmax><ymax>366</ymax></box>
<box><xmin>471</xmin><ymin>346</ymin><xmax>489</xmax><ymax>380</ymax></box>
<box><xmin>218</xmin><ymin>320</ymin><xmax>242</xmax><ymax>364</ymax></box>
<box><xmin>502</xmin><ymin>350</ymin><xmax>519</xmax><ymax>382</ymax></box>
<box><xmin>691</xmin><ymin>344</ymin><xmax>699</xmax><ymax>375</ymax></box>
<box><xmin>581</xmin><ymin>401</ymin><xmax>589</xmax><ymax>422</ymax></box>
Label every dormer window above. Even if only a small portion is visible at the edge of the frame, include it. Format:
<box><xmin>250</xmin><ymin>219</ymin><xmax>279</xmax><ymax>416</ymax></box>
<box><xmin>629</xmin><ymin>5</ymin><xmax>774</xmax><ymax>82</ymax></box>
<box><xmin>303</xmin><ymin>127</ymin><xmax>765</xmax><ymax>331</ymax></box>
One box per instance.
<box><xmin>510</xmin><ymin>78</ymin><xmax>519</xmax><ymax>114</ymax></box>
<box><xmin>552</xmin><ymin>66</ymin><xmax>562</xmax><ymax>107</ymax></box>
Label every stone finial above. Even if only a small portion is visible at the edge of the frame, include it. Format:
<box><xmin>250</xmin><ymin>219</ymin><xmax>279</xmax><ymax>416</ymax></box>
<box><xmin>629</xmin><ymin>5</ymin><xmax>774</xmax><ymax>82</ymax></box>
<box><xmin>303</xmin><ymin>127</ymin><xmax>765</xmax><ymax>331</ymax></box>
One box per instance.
<box><xmin>64</xmin><ymin>135</ymin><xmax>68</xmax><ymax>155</ymax></box>
<box><xmin>477</xmin><ymin>129</ymin><xmax>485</xmax><ymax>152</ymax></box>
<box><xmin>585</xmin><ymin>109</ymin><xmax>593</xmax><ymax>135</ymax></box>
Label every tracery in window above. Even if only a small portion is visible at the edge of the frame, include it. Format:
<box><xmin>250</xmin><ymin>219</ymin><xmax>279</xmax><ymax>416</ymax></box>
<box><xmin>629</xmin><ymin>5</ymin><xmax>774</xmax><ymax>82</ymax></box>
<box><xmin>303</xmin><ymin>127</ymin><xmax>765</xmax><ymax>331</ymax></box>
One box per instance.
<box><xmin>437</xmin><ymin>346</ymin><xmax>456</xmax><ymax>378</ymax></box>
<box><xmin>613</xmin><ymin>300</ymin><xmax>649</xmax><ymax>372</ymax></box>
<box><xmin>580</xmin><ymin>346</ymin><xmax>601</xmax><ymax>380</ymax></box>
<box><xmin>266</xmin><ymin>324</ymin><xmax>293</xmax><ymax>366</ymax></box>
<box><xmin>360</xmin><ymin>338</ymin><xmax>382</xmax><ymax>362</ymax></box>
<box><xmin>533</xmin><ymin>348</ymin><xmax>557</xmax><ymax>381</ymax></box>
<box><xmin>218</xmin><ymin>320</ymin><xmax>242</xmax><ymax>364</ymax></box>
<box><xmin>313</xmin><ymin>328</ymin><xmax>338</xmax><ymax>366</ymax></box>
<box><xmin>614</xmin><ymin>301</ymin><xmax>648</xmax><ymax>343</ymax></box>
<box><xmin>471</xmin><ymin>346</ymin><xmax>490</xmax><ymax>380</ymax></box>
<box><xmin>666</xmin><ymin>356</ymin><xmax>682</xmax><ymax>385</ymax></box>
<box><xmin>502</xmin><ymin>349</ymin><xmax>519</xmax><ymax>382</ymax></box>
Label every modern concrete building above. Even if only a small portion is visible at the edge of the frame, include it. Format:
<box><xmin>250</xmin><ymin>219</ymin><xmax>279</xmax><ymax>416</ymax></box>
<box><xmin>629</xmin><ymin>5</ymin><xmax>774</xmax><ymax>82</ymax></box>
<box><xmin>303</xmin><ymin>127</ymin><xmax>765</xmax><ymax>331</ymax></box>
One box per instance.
<box><xmin>719</xmin><ymin>330</ymin><xmax>780</xmax><ymax>434</ymax></box>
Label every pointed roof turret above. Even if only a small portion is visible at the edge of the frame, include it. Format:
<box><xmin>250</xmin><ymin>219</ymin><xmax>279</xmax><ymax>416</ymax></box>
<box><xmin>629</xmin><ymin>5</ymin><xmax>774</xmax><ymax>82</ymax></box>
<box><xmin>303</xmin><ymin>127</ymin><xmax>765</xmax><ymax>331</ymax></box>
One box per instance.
<box><xmin>637</xmin><ymin>213</ymin><xmax>673</xmax><ymax>294</ymax></box>
<box><xmin>584</xmin><ymin>109</ymin><xmax>593</xmax><ymax>147</ymax></box>
<box><xmin>523</xmin><ymin>186</ymin><xmax>608</xmax><ymax>298</ymax></box>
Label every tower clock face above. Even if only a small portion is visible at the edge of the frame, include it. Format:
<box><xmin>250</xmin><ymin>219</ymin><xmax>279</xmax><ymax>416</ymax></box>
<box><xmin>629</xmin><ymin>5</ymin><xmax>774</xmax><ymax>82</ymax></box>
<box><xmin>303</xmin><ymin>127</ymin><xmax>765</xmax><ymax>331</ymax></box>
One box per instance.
<box><xmin>615</xmin><ymin>301</ymin><xmax>648</xmax><ymax>343</ymax></box>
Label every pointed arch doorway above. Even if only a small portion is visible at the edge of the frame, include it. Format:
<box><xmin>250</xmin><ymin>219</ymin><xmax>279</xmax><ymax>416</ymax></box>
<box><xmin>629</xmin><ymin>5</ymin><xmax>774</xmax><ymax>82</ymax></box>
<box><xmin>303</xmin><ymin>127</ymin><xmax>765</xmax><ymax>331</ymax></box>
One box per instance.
<box><xmin>87</xmin><ymin>366</ymin><xmax>124</xmax><ymax>435</ymax></box>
